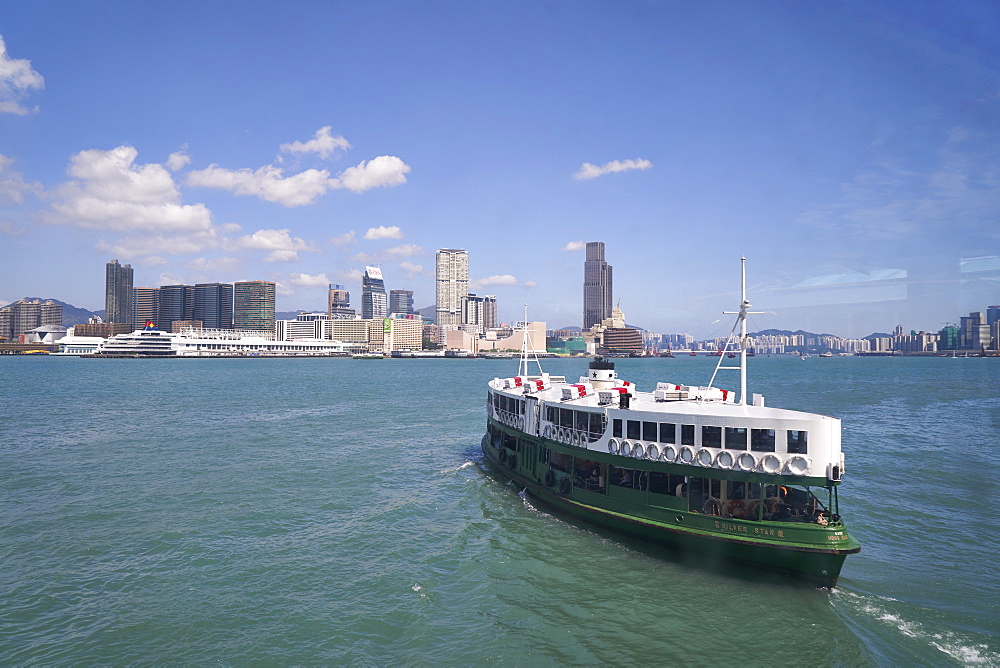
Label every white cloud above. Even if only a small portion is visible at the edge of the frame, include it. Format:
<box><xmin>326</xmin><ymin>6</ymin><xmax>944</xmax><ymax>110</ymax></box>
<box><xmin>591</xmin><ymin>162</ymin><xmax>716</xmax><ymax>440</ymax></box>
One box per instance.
<box><xmin>287</xmin><ymin>272</ymin><xmax>331</xmax><ymax>287</ymax></box>
<box><xmin>471</xmin><ymin>274</ymin><xmax>519</xmax><ymax>289</ymax></box>
<box><xmin>385</xmin><ymin>243</ymin><xmax>422</xmax><ymax>258</ymax></box>
<box><xmin>351</xmin><ymin>252</ymin><xmax>378</xmax><ymax>264</ymax></box>
<box><xmin>0</xmin><ymin>154</ymin><xmax>40</xmax><ymax>203</ymax></box>
<box><xmin>187</xmin><ymin>256</ymin><xmax>242</xmax><ymax>273</ymax></box>
<box><xmin>573</xmin><ymin>158</ymin><xmax>653</xmax><ymax>180</ymax></box>
<box><xmin>524</xmin><ymin>281</ymin><xmax>538</xmax><ymax>288</ymax></box>
<box><xmin>562</xmin><ymin>240</ymin><xmax>585</xmax><ymax>251</ymax></box>
<box><xmin>96</xmin><ymin>230</ymin><xmax>222</xmax><ymax>257</ymax></box>
<box><xmin>187</xmin><ymin>164</ymin><xmax>333</xmax><ymax>207</ymax></box>
<box><xmin>0</xmin><ymin>220</ymin><xmax>25</xmax><ymax>234</ymax></box>
<box><xmin>166</xmin><ymin>151</ymin><xmax>191</xmax><ymax>171</ymax></box>
<box><xmin>335</xmin><ymin>156</ymin><xmax>411</xmax><ymax>193</ymax></box>
<box><xmin>330</xmin><ymin>230</ymin><xmax>356</xmax><ymax>246</ymax></box>
<box><xmin>0</xmin><ymin>36</ymin><xmax>44</xmax><ymax>115</ymax></box>
<box><xmin>140</xmin><ymin>256</ymin><xmax>167</xmax><ymax>266</ymax></box>
<box><xmin>335</xmin><ymin>268</ymin><xmax>363</xmax><ymax>283</ymax></box>
<box><xmin>364</xmin><ymin>225</ymin><xmax>403</xmax><ymax>240</ymax></box>
<box><xmin>47</xmin><ymin>146</ymin><xmax>213</xmax><ymax>234</ymax></box>
<box><xmin>235</xmin><ymin>228</ymin><xmax>318</xmax><ymax>262</ymax></box>
<box><xmin>280</xmin><ymin>126</ymin><xmax>350</xmax><ymax>159</ymax></box>
<box><xmin>399</xmin><ymin>261</ymin><xmax>425</xmax><ymax>278</ymax></box>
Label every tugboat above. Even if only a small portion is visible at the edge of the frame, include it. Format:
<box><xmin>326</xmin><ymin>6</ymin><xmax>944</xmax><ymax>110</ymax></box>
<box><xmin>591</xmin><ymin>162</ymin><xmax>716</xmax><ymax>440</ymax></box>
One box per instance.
<box><xmin>482</xmin><ymin>259</ymin><xmax>860</xmax><ymax>587</ymax></box>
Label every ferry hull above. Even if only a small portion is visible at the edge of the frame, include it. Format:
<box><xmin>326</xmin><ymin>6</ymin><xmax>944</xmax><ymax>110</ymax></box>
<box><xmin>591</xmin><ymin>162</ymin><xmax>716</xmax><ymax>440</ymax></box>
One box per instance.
<box><xmin>482</xmin><ymin>428</ymin><xmax>858</xmax><ymax>588</ymax></box>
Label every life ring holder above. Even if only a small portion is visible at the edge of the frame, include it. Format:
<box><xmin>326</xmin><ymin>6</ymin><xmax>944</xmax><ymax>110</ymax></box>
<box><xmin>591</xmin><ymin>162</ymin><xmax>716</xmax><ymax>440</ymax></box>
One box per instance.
<box><xmin>702</xmin><ymin>497</ymin><xmax>722</xmax><ymax>516</ymax></box>
<box><xmin>544</xmin><ymin>469</ymin><xmax>555</xmax><ymax>487</ymax></box>
<box><xmin>736</xmin><ymin>452</ymin><xmax>757</xmax><ymax>472</ymax></box>
<box><xmin>660</xmin><ymin>444</ymin><xmax>677</xmax><ymax>463</ymax></box>
<box><xmin>760</xmin><ymin>454</ymin><xmax>782</xmax><ymax>474</ymax></box>
<box><xmin>726</xmin><ymin>498</ymin><xmax>745</xmax><ymax>518</ymax></box>
<box><xmin>632</xmin><ymin>442</ymin><xmax>645</xmax><ymax>459</ymax></box>
<box><xmin>696</xmin><ymin>448</ymin><xmax>714</xmax><ymax>467</ymax></box>
<box><xmin>543</xmin><ymin>425</ymin><xmax>552</xmax><ymax>440</ymax></box>
<box><xmin>607</xmin><ymin>438</ymin><xmax>620</xmax><ymax>454</ymax></box>
<box><xmin>715</xmin><ymin>450</ymin><xmax>735</xmax><ymax>470</ymax></box>
<box><xmin>646</xmin><ymin>443</ymin><xmax>660</xmax><ymax>460</ymax></box>
<box><xmin>785</xmin><ymin>455</ymin><xmax>811</xmax><ymax>476</ymax></box>
<box><xmin>678</xmin><ymin>445</ymin><xmax>696</xmax><ymax>464</ymax></box>
<box><xmin>619</xmin><ymin>440</ymin><xmax>632</xmax><ymax>457</ymax></box>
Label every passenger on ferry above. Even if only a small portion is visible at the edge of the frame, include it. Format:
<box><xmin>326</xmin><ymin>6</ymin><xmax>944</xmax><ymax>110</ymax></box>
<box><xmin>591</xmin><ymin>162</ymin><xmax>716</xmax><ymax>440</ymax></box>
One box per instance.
<box><xmin>619</xmin><ymin>470</ymin><xmax>632</xmax><ymax>487</ymax></box>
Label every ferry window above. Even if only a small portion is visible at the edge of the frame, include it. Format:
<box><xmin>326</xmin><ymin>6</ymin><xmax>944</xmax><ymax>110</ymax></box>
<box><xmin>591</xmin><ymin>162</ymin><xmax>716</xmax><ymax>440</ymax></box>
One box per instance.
<box><xmin>589</xmin><ymin>412</ymin><xmax>604</xmax><ymax>438</ymax></box>
<box><xmin>560</xmin><ymin>408</ymin><xmax>573</xmax><ymax>427</ymax></box>
<box><xmin>787</xmin><ymin>430</ymin><xmax>808</xmax><ymax>454</ymax></box>
<box><xmin>702</xmin><ymin>426</ymin><xmax>722</xmax><ymax>448</ymax></box>
<box><xmin>751</xmin><ymin>428</ymin><xmax>775</xmax><ymax>452</ymax></box>
<box><xmin>681</xmin><ymin>424</ymin><xmax>695</xmax><ymax>446</ymax></box>
<box><xmin>612</xmin><ymin>466</ymin><xmax>645</xmax><ymax>490</ymax></box>
<box><xmin>546</xmin><ymin>406</ymin><xmax>555</xmax><ymax>422</ymax></box>
<box><xmin>626</xmin><ymin>420</ymin><xmax>641</xmax><ymax>440</ymax></box>
<box><xmin>659</xmin><ymin>423</ymin><xmax>676</xmax><ymax>443</ymax></box>
<box><xmin>517</xmin><ymin>399</ymin><xmax>525</xmax><ymax>415</ymax></box>
<box><xmin>613</xmin><ymin>419</ymin><xmax>623</xmax><ymax>438</ymax></box>
<box><xmin>649</xmin><ymin>472</ymin><xmax>687</xmax><ymax>496</ymax></box>
<box><xmin>642</xmin><ymin>421</ymin><xmax>657</xmax><ymax>441</ymax></box>
<box><xmin>725</xmin><ymin>427</ymin><xmax>748</xmax><ymax>450</ymax></box>
<box><xmin>575</xmin><ymin>411</ymin><xmax>589</xmax><ymax>432</ymax></box>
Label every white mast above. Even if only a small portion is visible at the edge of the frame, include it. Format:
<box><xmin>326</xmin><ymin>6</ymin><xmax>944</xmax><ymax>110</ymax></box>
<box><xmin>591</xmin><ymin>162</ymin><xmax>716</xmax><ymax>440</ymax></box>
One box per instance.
<box><xmin>517</xmin><ymin>304</ymin><xmax>544</xmax><ymax>379</ymax></box>
<box><xmin>709</xmin><ymin>257</ymin><xmax>761</xmax><ymax>405</ymax></box>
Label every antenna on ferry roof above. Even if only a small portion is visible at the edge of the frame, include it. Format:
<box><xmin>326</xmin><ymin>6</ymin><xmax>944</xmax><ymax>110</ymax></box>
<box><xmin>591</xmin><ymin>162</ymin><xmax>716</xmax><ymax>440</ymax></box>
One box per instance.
<box><xmin>708</xmin><ymin>257</ymin><xmax>763</xmax><ymax>405</ymax></box>
<box><xmin>518</xmin><ymin>303</ymin><xmax>544</xmax><ymax>379</ymax></box>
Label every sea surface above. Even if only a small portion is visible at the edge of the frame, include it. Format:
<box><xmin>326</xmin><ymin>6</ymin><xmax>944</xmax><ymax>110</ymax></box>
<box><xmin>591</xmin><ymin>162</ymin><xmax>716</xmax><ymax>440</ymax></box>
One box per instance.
<box><xmin>1</xmin><ymin>354</ymin><xmax>997</xmax><ymax>665</ymax></box>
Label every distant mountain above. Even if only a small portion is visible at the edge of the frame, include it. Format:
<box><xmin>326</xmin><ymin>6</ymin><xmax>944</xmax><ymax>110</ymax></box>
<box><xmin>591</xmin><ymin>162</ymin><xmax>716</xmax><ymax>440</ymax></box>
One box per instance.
<box><xmin>749</xmin><ymin>328</ymin><xmax>838</xmax><ymax>338</ymax></box>
<box><xmin>21</xmin><ymin>297</ymin><xmax>100</xmax><ymax>328</ymax></box>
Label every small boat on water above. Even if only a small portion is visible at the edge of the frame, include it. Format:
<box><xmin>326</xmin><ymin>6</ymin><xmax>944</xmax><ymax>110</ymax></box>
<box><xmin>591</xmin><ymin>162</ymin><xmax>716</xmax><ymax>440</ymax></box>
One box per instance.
<box><xmin>482</xmin><ymin>259</ymin><xmax>860</xmax><ymax>587</ymax></box>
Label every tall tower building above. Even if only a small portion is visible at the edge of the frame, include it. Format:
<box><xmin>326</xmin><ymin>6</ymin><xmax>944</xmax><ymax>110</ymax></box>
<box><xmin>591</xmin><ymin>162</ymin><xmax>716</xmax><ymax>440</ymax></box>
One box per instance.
<box><xmin>105</xmin><ymin>259</ymin><xmax>134</xmax><ymax>325</ymax></box>
<box><xmin>327</xmin><ymin>284</ymin><xmax>354</xmax><ymax>319</ymax></box>
<box><xmin>193</xmin><ymin>283</ymin><xmax>234</xmax><ymax>329</ymax></box>
<box><xmin>360</xmin><ymin>267</ymin><xmax>387</xmax><ymax>320</ymax></box>
<box><xmin>389</xmin><ymin>289</ymin><xmax>414</xmax><ymax>316</ymax></box>
<box><xmin>583</xmin><ymin>242</ymin><xmax>613</xmax><ymax>330</ymax></box>
<box><xmin>436</xmin><ymin>249</ymin><xmax>468</xmax><ymax>326</ymax></box>
<box><xmin>158</xmin><ymin>284</ymin><xmax>194</xmax><ymax>333</ymax></box>
<box><xmin>233</xmin><ymin>281</ymin><xmax>276</xmax><ymax>332</ymax></box>
<box><xmin>133</xmin><ymin>287</ymin><xmax>160</xmax><ymax>329</ymax></box>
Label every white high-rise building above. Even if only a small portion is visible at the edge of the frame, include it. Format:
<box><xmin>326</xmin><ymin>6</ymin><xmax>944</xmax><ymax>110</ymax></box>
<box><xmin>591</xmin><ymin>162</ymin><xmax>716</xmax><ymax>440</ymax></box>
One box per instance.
<box><xmin>436</xmin><ymin>249</ymin><xmax>468</xmax><ymax>326</ymax></box>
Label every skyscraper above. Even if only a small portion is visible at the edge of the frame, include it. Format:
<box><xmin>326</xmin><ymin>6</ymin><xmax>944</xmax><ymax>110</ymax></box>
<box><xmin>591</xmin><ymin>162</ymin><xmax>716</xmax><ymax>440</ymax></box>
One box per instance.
<box><xmin>233</xmin><ymin>281</ymin><xmax>276</xmax><ymax>332</ymax></box>
<box><xmin>361</xmin><ymin>267</ymin><xmax>387</xmax><ymax>320</ymax></box>
<box><xmin>460</xmin><ymin>293</ymin><xmax>497</xmax><ymax>330</ymax></box>
<box><xmin>193</xmin><ymin>283</ymin><xmax>234</xmax><ymax>329</ymax></box>
<box><xmin>327</xmin><ymin>284</ymin><xmax>354</xmax><ymax>319</ymax></box>
<box><xmin>389</xmin><ymin>289</ymin><xmax>414</xmax><ymax>316</ymax></box>
<box><xmin>133</xmin><ymin>287</ymin><xmax>160</xmax><ymax>329</ymax></box>
<box><xmin>158</xmin><ymin>284</ymin><xmax>194</xmax><ymax>333</ymax></box>
<box><xmin>105</xmin><ymin>259</ymin><xmax>134</xmax><ymax>325</ymax></box>
<box><xmin>583</xmin><ymin>242</ymin><xmax>613</xmax><ymax>330</ymax></box>
<box><xmin>436</xmin><ymin>249</ymin><xmax>468</xmax><ymax>326</ymax></box>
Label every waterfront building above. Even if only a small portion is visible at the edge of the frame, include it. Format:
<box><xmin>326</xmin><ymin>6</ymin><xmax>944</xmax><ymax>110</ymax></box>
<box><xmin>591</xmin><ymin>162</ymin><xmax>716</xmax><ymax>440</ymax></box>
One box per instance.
<box><xmin>0</xmin><ymin>299</ymin><xmax>63</xmax><ymax>343</ymax></box>
<box><xmin>461</xmin><ymin>293</ymin><xmax>497</xmax><ymax>331</ymax></box>
<box><xmin>583</xmin><ymin>242</ymin><xmax>613</xmax><ymax>330</ymax></box>
<box><xmin>959</xmin><ymin>312</ymin><xmax>985</xmax><ymax>350</ymax></box>
<box><xmin>158</xmin><ymin>284</ymin><xmax>194</xmax><ymax>334</ymax></box>
<box><xmin>389</xmin><ymin>289</ymin><xmax>414</xmax><ymax>316</ymax></box>
<box><xmin>436</xmin><ymin>249</ymin><xmax>468</xmax><ymax>326</ymax></box>
<box><xmin>367</xmin><ymin>315</ymin><xmax>423</xmax><ymax>353</ymax></box>
<box><xmin>233</xmin><ymin>281</ymin><xmax>276</xmax><ymax>332</ymax></box>
<box><xmin>105</xmin><ymin>259</ymin><xmax>134</xmax><ymax>325</ymax></box>
<box><xmin>324</xmin><ymin>319</ymin><xmax>370</xmax><ymax>351</ymax></box>
<box><xmin>133</xmin><ymin>287</ymin><xmax>159</xmax><ymax>329</ymax></box>
<box><xmin>328</xmin><ymin>284</ymin><xmax>355</xmax><ymax>319</ymax></box>
<box><xmin>938</xmin><ymin>325</ymin><xmax>960</xmax><ymax>351</ymax></box>
<box><xmin>361</xmin><ymin>267</ymin><xmax>387</xmax><ymax>320</ymax></box>
<box><xmin>600</xmin><ymin>327</ymin><xmax>644</xmax><ymax>355</ymax></box>
<box><xmin>74</xmin><ymin>321</ymin><xmax>132</xmax><ymax>338</ymax></box>
<box><xmin>193</xmin><ymin>283</ymin><xmax>234</xmax><ymax>330</ymax></box>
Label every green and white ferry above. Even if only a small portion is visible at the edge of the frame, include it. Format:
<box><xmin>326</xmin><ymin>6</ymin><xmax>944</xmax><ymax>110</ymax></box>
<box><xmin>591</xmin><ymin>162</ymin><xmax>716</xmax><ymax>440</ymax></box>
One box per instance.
<box><xmin>482</xmin><ymin>260</ymin><xmax>860</xmax><ymax>587</ymax></box>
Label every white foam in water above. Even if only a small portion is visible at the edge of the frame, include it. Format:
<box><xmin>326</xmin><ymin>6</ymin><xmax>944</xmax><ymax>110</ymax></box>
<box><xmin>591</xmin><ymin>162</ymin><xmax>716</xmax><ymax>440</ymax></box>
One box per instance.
<box><xmin>439</xmin><ymin>461</ymin><xmax>475</xmax><ymax>474</ymax></box>
<box><xmin>839</xmin><ymin>590</ymin><xmax>999</xmax><ymax>664</ymax></box>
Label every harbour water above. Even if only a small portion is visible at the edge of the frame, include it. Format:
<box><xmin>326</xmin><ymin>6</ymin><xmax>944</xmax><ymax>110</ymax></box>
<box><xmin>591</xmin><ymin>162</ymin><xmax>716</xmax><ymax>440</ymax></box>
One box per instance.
<box><xmin>2</xmin><ymin>355</ymin><xmax>997</xmax><ymax>664</ymax></box>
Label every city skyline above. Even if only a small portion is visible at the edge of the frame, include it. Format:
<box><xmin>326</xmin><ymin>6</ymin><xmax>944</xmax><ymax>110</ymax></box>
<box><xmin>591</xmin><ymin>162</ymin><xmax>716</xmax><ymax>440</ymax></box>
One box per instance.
<box><xmin>1</xmin><ymin>3</ymin><xmax>998</xmax><ymax>338</ymax></box>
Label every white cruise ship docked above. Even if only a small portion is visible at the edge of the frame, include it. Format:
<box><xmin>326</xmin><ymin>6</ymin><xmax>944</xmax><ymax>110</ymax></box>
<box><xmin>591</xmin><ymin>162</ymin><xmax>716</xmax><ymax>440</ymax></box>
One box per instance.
<box><xmin>70</xmin><ymin>324</ymin><xmax>350</xmax><ymax>357</ymax></box>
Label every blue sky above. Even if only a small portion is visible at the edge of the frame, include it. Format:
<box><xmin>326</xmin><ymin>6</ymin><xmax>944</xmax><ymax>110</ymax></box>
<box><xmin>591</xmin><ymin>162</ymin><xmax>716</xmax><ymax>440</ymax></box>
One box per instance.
<box><xmin>1</xmin><ymin>1</ymin><xmax>998</xmax><ymax>337</ymax></box>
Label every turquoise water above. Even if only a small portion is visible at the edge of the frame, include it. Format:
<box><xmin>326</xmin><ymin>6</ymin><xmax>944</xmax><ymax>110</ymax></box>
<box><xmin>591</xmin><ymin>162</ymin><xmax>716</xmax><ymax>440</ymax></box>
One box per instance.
<box><xmin>1</xmin><ymin>355</ymin><xmax>997</xmax><ymax>664</ymax></box>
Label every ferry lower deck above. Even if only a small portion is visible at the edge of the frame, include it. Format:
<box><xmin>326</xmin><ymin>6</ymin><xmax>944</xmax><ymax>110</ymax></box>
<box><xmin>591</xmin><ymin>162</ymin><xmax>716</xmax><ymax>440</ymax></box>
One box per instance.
<box><xmin>483</xmin><ymin>418</ymin><xmax>860</xmax><ymax>587</ymax></box>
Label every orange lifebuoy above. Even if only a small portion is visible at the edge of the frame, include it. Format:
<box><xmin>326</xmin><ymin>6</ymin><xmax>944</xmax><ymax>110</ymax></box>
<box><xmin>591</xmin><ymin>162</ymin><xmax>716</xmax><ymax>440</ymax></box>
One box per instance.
<box><xmin>726</xmin><ymin>499</ymin><xmax>745</xmax><ymax>518</ymax></box>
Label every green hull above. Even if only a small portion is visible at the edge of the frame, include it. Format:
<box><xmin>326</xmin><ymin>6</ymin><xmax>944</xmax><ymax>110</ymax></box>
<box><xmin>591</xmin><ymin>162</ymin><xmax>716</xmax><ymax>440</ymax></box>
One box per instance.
<box><xmin>483</xmin><ymin>421</ymin><xmax>860</xmax><ymax>588</ymax></box>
